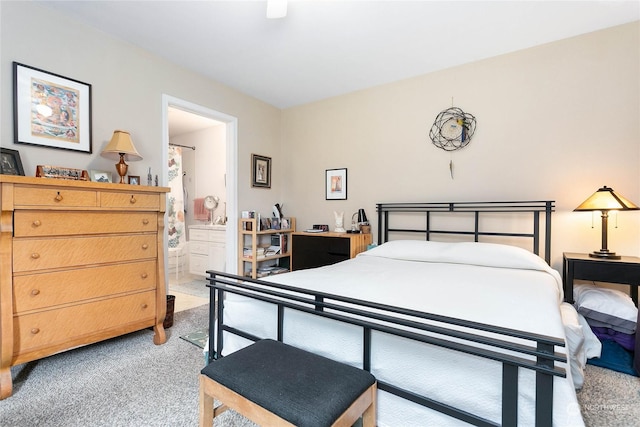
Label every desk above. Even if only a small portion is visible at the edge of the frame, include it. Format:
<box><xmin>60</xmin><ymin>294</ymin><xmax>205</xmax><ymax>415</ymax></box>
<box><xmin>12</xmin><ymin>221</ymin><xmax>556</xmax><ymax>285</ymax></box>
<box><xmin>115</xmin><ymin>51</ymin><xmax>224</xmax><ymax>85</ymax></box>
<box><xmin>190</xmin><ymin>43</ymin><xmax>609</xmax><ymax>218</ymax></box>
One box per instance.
<box><xmin>292</xmin><ymin>232</ymin><xmax>372</xmax><ymax>271</ymax></box>
<box><xmin>563</xmin><ymin>252</ymin><xmax>640</xmax><ymax>306</ymax></box>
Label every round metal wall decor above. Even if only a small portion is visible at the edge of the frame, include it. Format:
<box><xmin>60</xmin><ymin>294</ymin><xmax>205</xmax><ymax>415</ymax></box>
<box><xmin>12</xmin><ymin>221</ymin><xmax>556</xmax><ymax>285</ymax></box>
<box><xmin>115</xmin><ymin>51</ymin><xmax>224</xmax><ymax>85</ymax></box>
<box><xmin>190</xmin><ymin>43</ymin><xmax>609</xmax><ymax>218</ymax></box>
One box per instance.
<box><xmin>429</xmin><ymin>107</ymin><xmax>476</xmax><ymax>151</ymax></box>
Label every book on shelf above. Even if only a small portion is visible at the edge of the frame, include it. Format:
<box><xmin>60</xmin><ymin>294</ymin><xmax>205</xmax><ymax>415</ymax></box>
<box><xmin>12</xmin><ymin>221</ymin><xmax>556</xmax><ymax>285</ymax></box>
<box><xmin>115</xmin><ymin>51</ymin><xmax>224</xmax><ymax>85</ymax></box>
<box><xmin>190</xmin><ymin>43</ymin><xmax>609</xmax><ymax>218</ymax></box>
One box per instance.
<box><xmin>243</xmin><ymin>246</ymin><xmax>281</xmax><ymax>259</ymax></box>
<box><xmin>271</xmin><ymin>233</ymin><xmax>288</xmax><ymax>253</ymax></box>
<box><xmin>255</xmin><ymin>265</ymin><xmax>289</xmax><ymax>277</ymax></box>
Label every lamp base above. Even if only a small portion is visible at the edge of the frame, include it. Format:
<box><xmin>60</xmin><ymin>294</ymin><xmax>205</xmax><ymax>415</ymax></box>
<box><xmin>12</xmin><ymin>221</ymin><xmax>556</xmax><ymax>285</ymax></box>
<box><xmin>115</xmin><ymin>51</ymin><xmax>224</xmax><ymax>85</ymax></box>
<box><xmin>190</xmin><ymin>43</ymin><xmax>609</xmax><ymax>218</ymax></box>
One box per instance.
<box><xmin>115</xmin><ymin>153</ymin><xmax>128</xmax><ymax>184</ymax></box>
<box><xmin>589</xmin><ymin>250</ymin><xmax>621</xmax><ymax>260</ymax></box>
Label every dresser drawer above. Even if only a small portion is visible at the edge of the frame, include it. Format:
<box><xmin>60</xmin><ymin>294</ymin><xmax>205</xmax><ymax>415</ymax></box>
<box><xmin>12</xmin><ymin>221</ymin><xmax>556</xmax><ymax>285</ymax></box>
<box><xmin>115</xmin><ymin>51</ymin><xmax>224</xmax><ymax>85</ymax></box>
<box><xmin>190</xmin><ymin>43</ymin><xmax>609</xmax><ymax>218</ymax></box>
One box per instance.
<box><xmin>14</xmin><ymin>186</ymin><xmax>97</xmax><ymax>208</ymax></box>
<box><xmin>13</xmin><ymin>291</ymin><xmax>156</xmax><ymax>355</ymax></box>
<box><xmin>190</xmin><ymin>228</ymin><xmax>209</xmax><ymax>242</ymax></box>
<box><xmin>13</xmin><ymin>235</ymin><xmax>157</xmax><ymax>272</ymax></box>
<box><xmin>209</xmin><ymin>229</ymin><xmax>226</xmax><ymax>243</ymax></box>
<box><xmin>14</xmin><ymin>211</ymin><xmax>157</xmax><ymax>237</ymax></box>
<box><xmin>100</xmin><ymin>192</ymin><xmax>159</xmax><ymax>209</ymax></box>
<box><xmin>190</xmin><ymin>240</ymin><xmax>210</xmax><ymax>255</ymax></box>
<box><xmin>190</xmin><ymin>254</ymin><xmax>209</xmax><ymax>276</ymax></box>
<box><xmin>13</xmin><ymin>260</ymin><xmax>156</xmax><ymax>313</ymax></box>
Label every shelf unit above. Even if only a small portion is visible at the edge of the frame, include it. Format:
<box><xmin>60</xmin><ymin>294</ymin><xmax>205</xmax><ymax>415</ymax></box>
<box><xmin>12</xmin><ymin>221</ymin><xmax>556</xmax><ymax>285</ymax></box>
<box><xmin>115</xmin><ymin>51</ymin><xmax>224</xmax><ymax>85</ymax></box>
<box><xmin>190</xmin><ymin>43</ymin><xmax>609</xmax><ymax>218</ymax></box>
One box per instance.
<box><xmin>238</xmin><ymin>217</ymin><xmax>296</xmax><ymax>279</ymax></box>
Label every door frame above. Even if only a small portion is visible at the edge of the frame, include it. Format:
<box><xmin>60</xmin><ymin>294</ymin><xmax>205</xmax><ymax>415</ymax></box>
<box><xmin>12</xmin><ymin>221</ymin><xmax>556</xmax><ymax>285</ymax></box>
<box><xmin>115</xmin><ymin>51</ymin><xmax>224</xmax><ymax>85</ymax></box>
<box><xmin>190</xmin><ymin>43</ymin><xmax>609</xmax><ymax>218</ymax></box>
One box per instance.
<box><xmin>162</xmin><ymin>94</ymin><xmax>238</xmax><ymax>279</ymax></box>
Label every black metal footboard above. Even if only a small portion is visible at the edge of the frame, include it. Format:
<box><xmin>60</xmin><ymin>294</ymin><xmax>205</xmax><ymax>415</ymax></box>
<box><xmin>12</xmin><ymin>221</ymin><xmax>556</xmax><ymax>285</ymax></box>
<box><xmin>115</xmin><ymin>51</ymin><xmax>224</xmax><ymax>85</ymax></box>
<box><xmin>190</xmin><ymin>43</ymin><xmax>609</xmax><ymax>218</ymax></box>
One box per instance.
<box><xmin>205</xmin><ymin>270</ymin><xmax>566</xmax><ymax>427</ymax></box>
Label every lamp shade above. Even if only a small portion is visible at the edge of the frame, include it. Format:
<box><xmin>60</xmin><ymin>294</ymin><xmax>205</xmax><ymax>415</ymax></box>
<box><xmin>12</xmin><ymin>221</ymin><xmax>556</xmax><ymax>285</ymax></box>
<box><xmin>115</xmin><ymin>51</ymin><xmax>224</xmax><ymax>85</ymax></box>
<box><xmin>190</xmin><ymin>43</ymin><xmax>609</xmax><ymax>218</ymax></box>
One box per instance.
<box><xmin>357</xmin><ymin>208</ymin><xmax>368</xmax><ymax>224</ymax></box>
<box><xmin>574</xmin><ymin>186</ymin><xmax>638</xmax><ymax>259</ymax></box>
<box><xmin>574</xmin><ymin>186</ymin><xmax>639</xmax><ymax>212</ymax></box>
<box><xmin>101</xmin><ymin>130</ymin><xmax>142</xmax><ymax>161</ymax></box>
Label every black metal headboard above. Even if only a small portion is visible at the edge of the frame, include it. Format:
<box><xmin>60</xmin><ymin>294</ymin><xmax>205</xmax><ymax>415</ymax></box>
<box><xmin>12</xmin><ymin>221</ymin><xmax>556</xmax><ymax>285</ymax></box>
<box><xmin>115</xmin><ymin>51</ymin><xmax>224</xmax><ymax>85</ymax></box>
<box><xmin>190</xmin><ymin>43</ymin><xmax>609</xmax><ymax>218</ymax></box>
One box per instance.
<box><xmin>377</xmin><ymin>200</ymin><xmax>555</xmax><ymax>264</ymax></box>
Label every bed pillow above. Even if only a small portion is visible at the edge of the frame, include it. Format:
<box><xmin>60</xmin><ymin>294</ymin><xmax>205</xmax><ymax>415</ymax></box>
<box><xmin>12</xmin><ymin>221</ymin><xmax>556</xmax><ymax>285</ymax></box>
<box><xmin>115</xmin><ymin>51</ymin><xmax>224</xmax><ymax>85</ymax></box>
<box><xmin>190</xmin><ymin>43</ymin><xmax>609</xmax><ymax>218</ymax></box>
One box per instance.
<box><xmin>362</xmin><ymin>240</ymin><xmax>551</xmax><ymax>272</ymax></box>
<box><xmin>574</xmin><ymin>284</ymin><xmax>637</xmax><ymax>334</ymax></box>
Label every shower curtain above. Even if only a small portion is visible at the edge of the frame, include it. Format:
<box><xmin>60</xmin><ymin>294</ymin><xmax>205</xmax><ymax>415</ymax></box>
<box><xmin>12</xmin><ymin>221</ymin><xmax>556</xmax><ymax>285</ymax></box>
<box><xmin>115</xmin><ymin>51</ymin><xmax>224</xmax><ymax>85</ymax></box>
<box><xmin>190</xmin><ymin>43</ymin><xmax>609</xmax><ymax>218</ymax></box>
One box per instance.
<box><xmin>167</xmin><ymin>146</ymin><xmax>186</xmax><ymax>248</ymax></box>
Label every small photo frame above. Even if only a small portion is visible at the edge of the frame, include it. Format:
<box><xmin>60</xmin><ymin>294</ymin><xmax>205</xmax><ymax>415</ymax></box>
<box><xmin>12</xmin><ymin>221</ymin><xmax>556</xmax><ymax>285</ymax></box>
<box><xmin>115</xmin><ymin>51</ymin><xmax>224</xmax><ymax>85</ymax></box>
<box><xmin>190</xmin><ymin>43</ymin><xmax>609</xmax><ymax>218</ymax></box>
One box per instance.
<box><xmin>0</xmin><ymin>148</ymin><xmax>25</xmax><ymax>176</ymax></box>
<box><xmin>36</xmin><ymin>165</ymin><xmax>89</xmax><ymax>180</ymax></box>
<box><xmin>90</xmin><ymin>169</ymin><xmax>112</xmax><ymax>183</ymax></box>
<box><xmin>326</xmin><ymin>168</ymin><xmax>347</xmax><ymax>200</ymax></box>
<box><xmin>13</xmin><ymin>62</ymin><xmax>92</xmax><ymax>153</ymax></box>
<box><xmin>128</xmin><ymin>175</ymin><xmax>140</xmax><ymax>185</ymax></box>
<box><xmin>251</xmin><ymin>154</ymin><xmax>271</xmax><ymax>188</ymax></box>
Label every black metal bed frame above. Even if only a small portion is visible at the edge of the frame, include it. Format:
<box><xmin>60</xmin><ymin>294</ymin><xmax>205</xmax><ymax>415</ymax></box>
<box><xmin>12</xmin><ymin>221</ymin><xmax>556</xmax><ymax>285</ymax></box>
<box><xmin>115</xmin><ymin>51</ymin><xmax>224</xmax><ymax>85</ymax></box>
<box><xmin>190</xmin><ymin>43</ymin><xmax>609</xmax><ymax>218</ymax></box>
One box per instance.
<box><xmin>206</xmin><ymin>200</ymin><xmax>565</xmax><ymax>427</ymax></box>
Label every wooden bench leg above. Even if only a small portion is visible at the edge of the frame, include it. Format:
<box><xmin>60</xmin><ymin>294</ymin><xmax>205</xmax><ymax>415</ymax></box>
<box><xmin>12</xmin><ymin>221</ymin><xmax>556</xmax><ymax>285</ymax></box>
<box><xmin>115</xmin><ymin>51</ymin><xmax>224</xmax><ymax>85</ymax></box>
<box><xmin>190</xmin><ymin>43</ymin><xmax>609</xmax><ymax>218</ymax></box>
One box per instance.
<box><xmin>362</xmin><ymin>383</ymin><xmax>377</xmax><ymax>427</ymax></box>
<box><xmin>199</xmin><ymin>375</ymin><xmax>214</xmax><ymax>427</ymax></box>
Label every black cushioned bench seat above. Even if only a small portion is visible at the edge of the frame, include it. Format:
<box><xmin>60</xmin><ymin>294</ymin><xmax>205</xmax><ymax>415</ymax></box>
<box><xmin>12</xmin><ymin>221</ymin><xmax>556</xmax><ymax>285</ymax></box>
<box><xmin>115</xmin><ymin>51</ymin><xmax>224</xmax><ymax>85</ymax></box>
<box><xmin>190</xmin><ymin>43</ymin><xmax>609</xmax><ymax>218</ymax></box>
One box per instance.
<box><xmin>199</xmin><ymin>339</ymin><xmax>376</xmax><ymax>427</ymax></box>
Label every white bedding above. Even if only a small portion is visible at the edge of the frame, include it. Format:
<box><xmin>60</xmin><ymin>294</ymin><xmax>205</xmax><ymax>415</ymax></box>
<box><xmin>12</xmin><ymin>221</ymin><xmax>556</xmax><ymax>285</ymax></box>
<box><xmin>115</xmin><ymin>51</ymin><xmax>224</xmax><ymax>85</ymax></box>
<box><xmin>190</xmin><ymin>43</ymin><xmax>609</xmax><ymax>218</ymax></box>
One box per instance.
<box><xmin>218</xmin><ymin>240</ymin><xmax>584</xmax><ymax>426</ymax></box>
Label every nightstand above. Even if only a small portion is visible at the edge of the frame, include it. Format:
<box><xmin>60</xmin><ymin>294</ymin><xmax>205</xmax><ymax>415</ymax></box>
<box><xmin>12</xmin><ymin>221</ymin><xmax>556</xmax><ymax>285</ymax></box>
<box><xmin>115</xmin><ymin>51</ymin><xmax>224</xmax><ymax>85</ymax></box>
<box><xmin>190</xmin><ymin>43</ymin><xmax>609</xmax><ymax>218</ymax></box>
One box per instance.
<box><xmin>563</xmin><ymin>252</ymin><xmax>640</xmax><ymax>306</ymax></box>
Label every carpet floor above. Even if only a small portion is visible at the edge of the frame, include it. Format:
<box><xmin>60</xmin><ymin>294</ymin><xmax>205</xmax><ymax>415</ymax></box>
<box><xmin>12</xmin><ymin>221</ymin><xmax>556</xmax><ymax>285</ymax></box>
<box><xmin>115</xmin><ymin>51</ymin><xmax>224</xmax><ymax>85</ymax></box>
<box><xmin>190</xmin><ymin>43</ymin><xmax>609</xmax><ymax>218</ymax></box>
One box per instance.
<box><xmin>3</xmin><ymin>305</ymin><xmax>254</xmax><ymax>427</ymax></box>
<box><xmin>3</xmin><ymin>303</ymin><xmax>639</xmax><ymax>426</ymax></box>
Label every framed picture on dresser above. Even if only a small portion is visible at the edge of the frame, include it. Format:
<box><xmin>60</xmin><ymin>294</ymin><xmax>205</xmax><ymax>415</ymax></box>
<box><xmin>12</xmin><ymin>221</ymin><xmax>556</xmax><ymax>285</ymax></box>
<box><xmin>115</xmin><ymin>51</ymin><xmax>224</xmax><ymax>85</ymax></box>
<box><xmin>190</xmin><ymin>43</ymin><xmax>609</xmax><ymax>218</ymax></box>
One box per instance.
<box><xmin>0</xmin><ymin>148</ymin><xmax>25</xmax><ymax>176</ymax></box>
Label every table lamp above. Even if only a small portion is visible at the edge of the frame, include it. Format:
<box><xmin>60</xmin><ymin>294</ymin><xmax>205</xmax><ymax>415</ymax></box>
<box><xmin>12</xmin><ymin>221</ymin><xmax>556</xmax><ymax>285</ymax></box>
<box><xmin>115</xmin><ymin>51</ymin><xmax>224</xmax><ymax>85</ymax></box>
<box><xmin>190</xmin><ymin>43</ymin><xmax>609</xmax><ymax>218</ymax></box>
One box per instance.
<box><xmin>101</xmin><ymin>130</ymin><xmax>142</xmax><ymax>183</ymax></box>
<box><xmin>574</xmin><ymin>186</ymin><xmax>639</xmax><ymax>259</ymax></box>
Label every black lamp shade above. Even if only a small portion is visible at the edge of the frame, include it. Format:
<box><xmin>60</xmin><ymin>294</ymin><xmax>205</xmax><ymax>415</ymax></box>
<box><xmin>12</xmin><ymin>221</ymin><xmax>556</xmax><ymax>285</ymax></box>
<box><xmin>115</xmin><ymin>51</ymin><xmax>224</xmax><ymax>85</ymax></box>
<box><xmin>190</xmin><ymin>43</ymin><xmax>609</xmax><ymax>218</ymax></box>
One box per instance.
<box><xmin>357</xmin><ymin>208</ymin><xmax>368</xmax><ymax>224</ymax></box>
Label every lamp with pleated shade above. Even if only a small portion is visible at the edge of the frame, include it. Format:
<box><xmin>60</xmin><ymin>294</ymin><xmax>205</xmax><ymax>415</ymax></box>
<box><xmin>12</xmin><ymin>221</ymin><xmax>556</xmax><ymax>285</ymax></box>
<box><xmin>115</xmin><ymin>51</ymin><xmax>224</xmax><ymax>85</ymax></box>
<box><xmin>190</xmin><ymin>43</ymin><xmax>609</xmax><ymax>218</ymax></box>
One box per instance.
<box><xmin>100</xmin><ymin>130</ymin><xmax>142</xmax><ymax>184</ymax></box>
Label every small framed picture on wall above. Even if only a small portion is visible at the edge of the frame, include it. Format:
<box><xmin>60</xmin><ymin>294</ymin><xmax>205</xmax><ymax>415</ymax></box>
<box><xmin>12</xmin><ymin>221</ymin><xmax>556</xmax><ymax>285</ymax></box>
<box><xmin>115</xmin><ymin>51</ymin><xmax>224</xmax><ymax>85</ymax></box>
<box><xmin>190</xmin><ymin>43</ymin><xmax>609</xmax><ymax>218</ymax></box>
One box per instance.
<box><xmin>326</xmin><ymin>168</ymin><xmax>347</xmax><ymax>200</ymax></box>
<box><xmin>251</xmin><ymin>154</ymin><xmax>271</xmax><ymax>188</ymax></box>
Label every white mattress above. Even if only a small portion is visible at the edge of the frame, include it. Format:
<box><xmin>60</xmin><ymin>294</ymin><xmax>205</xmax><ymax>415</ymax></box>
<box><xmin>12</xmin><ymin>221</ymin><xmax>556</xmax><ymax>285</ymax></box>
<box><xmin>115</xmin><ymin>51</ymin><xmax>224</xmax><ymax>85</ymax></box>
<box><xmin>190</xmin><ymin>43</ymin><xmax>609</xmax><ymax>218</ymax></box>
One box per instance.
<box><xmin>217</xmin><ymin>240</ymin><xmax>584</xmax><ymax>426</ymax></box>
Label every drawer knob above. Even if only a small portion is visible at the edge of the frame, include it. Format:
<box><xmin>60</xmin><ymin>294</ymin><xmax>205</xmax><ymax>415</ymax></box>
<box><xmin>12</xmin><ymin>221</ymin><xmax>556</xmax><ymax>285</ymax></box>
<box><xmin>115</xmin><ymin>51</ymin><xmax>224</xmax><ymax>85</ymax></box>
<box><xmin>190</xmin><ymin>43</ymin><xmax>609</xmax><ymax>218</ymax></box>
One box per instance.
<box><xmin>32</xmin><ymin>220</ymin><xmax>42</xmax><ymax>227</ymax></box>
<box><xmin>31</xmin><ymin>328</ymin><xmax>40</xmax><ymax>335</ymax></box>
<box><xmin>142</xmin><ymin>244</ymin><xmax>149</xmax><ymax>250</ymax></box>
<box><xmin>141</xmin><ymin>272</ymin><xmax>148</xmax><ymax>279</ymax></box>
<box><xmin>130</xmin><ymin>195</ymin><xmax>137</xmax><ymax>204</ymax></box>
<box><xmin>55</xmin><ymin>192</ymin><xmax>63</xmax><ymax>202</ymax></box>
<box><xmin>142</xmin><ymin>219</ymin><xmax>149</xmax><ymax>225</ymax></box>
<box><xmin>141</xmin><ymin>303</ymin><xmax>148</xmax><ymax>309</ymax></box>
<box><xmin>31</xmin><ymin>253</ymin><xmax>40</xmax><ymax>259</ymax></box>
<box><xmin>30</xmin><ymin>289</ymin><xmax>40</xmax><ymax>296</ymax></box>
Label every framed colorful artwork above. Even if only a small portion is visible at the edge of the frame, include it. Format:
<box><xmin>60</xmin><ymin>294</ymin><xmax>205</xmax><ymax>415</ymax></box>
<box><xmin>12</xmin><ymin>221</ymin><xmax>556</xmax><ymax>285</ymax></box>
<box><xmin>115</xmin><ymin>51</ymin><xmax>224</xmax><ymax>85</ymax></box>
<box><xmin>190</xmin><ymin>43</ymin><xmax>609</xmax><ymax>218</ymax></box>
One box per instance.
<box><xmin>13</xmin><ymin>62</ymin><xmax>92</xmax><ymax>153</ymax></box>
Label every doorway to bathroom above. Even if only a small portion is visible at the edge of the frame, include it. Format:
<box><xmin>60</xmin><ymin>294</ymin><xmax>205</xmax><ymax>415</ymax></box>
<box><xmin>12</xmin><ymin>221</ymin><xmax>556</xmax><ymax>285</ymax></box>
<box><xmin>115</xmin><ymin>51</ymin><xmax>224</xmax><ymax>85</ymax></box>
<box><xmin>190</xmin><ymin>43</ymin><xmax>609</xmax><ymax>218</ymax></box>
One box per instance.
<box><xmin>162</xmin><ymin>95</ymin><xmax>238</xmax><ymax>312</ymax></box>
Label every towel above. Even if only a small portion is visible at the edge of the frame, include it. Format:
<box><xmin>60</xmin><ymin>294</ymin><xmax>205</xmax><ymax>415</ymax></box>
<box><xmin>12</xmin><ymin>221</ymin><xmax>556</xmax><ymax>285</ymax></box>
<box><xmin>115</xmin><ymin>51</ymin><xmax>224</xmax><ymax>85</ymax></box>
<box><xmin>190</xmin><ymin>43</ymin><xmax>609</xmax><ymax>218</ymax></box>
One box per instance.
<box><xmin>193</xmin><ymin>198</ymin><xmax>210</xmax><ymax>221</ymax></box>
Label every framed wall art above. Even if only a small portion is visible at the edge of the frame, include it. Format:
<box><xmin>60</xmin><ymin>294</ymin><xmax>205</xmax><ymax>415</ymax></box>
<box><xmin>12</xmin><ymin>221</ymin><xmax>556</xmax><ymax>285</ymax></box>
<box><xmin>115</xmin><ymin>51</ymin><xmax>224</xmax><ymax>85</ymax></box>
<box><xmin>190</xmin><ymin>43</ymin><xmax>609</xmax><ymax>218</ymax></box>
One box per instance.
<box><xmin>251</xmin><ymin>154</ymin><xmax>271</xmax><ymax>188</ymax></box>
<box><xmin>326</xmin><ymin>168</ymin><xmax>347</xmax><ymax>200</ymax></box>
<box><xmin>13</xmin><ymin>62</ymin><xmax>92</xmax><ymax>153</ymax></box>
<box><xmin>0</xmin><ymin>148</ymin><xmax>25</xmax><ymax>176</ymax></box>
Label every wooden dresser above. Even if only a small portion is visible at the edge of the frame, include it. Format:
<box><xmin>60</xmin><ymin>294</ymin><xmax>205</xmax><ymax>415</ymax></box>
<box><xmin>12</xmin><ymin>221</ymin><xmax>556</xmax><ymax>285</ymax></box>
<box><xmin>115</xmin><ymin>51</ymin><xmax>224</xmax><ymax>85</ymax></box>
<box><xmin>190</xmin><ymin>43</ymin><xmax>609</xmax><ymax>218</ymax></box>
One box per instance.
<box><xmin>0</xmin><ymin>176</ymin><xmax>169</xmax><ymax>399</ymax></box>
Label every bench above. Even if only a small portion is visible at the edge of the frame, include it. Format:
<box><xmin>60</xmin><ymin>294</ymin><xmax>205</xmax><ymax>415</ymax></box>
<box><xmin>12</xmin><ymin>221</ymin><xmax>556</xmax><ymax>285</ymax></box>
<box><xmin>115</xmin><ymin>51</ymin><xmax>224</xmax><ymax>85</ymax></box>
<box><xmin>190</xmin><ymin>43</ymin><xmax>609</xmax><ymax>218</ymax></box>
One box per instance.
<box><xmin>199</xmin><ymin>339</ymin><xmax>377</xmax><ymax>426</ymax></box>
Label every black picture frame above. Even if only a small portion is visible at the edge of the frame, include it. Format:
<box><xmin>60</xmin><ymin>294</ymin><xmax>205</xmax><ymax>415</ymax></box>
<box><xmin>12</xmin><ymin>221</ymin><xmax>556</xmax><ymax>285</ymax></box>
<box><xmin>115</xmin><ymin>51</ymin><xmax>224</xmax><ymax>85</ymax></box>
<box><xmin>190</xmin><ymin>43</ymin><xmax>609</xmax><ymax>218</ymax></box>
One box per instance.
<box><xmin>251</xmin><ymin>154</ymin><xmax>271</xmax><ymax>188</ymax></box>
<box><xmin>325</xmin><ymin>168</ymin><xmax>347</xmax><ymax>200</ymax></box>
<box><xmin>13</xmin><ymin>62</ymin><xmax>92</xmax><ymax>153</ymax></box>
<box><xmin>0</xmin><ymin>148</ymin><xmax>25</xmax><ymax>176</ymax></box>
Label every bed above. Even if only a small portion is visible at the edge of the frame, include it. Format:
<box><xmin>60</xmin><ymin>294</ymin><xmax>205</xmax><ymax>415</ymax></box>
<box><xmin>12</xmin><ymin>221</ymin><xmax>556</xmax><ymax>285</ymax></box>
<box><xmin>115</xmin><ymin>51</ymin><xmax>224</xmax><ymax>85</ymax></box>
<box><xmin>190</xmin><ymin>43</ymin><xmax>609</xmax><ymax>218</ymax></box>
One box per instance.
<box><xmin>206</xmin><ymin>201</ymin><xmax>584</xmax><ymax>426</ymax></box>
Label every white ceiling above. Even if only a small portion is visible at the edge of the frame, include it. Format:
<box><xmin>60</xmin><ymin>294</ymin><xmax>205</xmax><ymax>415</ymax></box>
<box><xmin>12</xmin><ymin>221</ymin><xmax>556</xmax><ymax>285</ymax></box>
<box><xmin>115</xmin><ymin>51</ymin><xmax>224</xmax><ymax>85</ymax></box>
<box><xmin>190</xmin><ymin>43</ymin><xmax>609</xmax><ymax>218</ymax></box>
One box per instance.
<box><xmin>36</xmin><ymin>1</ymin><xmax>639</xmax><ymax>110</ymax></box>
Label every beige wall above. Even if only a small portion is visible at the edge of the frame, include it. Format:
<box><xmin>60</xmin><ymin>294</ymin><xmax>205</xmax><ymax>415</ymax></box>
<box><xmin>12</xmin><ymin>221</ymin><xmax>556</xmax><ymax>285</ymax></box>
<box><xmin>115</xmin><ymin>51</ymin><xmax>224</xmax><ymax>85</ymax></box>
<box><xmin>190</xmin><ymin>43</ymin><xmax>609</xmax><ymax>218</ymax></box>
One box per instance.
<box><xmin>0</xmin><ymin>1</ymin><xmax>280</xmax><ymax>214</ymax></box>
<box><xmin>1</xmin><ymin>2</ymin><xmax>638</xmax><ymax>272</ymax></box>
<box><xmin>282</xmin><ymin>22</ymin><xmax>640</xmax><ymax>269</ymax></box>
